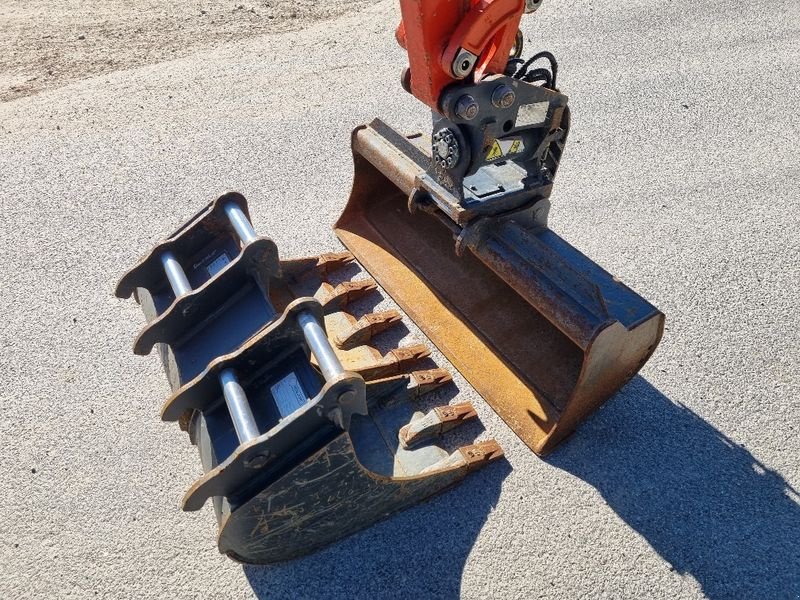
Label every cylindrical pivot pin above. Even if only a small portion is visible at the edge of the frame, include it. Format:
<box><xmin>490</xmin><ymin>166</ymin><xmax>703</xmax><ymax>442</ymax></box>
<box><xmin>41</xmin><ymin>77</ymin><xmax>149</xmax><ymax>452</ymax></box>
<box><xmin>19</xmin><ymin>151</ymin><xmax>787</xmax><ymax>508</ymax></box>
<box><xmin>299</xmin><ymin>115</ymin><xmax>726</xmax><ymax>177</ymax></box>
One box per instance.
<box><xmin>219</xmin><ymin>368</ymin><xmax>260</xmax><ymax>443</ymax></box>
<box><xmin>224</xmin><ymin>202</ymin><xmax>258</xmax><ymax>245</ymax></box>
<box><xmin>160</xmin><ymin>251</ymin><xmax>192</xmax><ymax>298</ymax></box>
<box><xmin>297</xmin><ymin>311</ymin><xmax>344</xmax><ymax>382</ymax></box>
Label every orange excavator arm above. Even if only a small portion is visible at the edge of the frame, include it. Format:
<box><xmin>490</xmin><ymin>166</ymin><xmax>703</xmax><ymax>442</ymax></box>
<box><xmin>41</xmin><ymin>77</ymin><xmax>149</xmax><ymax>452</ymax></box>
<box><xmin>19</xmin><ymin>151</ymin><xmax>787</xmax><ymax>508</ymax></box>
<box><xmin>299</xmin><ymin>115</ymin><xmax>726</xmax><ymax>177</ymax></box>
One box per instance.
<box><xmin>397</xmin><ymin>0</ymin><xmax>527</xmax><ymax>110</ymax></box>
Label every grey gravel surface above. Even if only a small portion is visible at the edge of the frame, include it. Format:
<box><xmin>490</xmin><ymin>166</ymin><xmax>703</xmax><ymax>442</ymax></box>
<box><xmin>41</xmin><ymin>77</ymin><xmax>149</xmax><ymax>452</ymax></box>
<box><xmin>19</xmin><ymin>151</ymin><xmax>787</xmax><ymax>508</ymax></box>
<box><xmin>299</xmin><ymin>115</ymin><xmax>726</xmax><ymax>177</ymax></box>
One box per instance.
<box><xmin>1</xmin><ymin>1</ymin><xmax>798</xmax><ymax>598</ymax></box>
<box><xmin>0</xmin><ymin>0</ymin><xmax>372</xmax><ymax>101</ymax></box>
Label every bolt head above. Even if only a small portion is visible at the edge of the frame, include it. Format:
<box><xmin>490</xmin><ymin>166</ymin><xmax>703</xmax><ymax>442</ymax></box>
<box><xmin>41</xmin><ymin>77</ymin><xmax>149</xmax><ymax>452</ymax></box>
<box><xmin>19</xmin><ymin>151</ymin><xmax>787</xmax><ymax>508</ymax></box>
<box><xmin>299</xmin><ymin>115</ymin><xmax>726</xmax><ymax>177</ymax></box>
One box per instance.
<box><xmin>454</xmin><ymin>95</ymin><xmax>479</xmax><ymax>120</ymax></box>
<box><xmin>244</xmin><ymin>453</ymin><xmax>270</xmax><ymax>469</ymax></box>
<box><xmin>432</xmin><ymin>129</ymin><xmax>461</xmax><ymax>170</ymax></box>
<box><xmin>492</xmin><ymin>85</ymin><xmax>516</xmax><ymax>109</ymax></box>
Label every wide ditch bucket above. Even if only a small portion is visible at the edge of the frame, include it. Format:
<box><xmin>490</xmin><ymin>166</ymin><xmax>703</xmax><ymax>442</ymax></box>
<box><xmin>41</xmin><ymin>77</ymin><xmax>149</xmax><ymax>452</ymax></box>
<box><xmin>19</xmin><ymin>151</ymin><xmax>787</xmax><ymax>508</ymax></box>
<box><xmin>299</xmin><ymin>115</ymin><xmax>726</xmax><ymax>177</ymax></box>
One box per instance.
<box><xmin>335</xmin><ymin>119</ymin><xmax>665</xmax><ymax>455</ymax></box>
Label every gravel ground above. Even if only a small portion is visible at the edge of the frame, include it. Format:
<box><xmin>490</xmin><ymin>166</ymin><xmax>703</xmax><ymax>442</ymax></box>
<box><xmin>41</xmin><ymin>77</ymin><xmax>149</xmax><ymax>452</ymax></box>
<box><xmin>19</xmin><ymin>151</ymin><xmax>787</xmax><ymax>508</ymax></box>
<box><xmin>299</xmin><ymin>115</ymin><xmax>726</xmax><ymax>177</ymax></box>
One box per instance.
<box><xmin>0</xmin><ymin>0</ymin><xmax>371</xmax><ymax>101</ymax></box>
<box><xmin>1</xmin><ymin>1</ymin><xmax>798</xmax><ymax>598</ymax></box>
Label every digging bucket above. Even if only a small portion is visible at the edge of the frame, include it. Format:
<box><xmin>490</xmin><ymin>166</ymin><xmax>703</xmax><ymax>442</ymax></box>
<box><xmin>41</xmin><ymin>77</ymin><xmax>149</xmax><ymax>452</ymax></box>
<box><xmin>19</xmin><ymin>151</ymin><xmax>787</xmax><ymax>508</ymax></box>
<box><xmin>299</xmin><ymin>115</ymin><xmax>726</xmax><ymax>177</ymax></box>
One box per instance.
<box><xmin>335</xmin><ymin>119</ymin><xmax>665</xmax><ymax>454</ymax></box>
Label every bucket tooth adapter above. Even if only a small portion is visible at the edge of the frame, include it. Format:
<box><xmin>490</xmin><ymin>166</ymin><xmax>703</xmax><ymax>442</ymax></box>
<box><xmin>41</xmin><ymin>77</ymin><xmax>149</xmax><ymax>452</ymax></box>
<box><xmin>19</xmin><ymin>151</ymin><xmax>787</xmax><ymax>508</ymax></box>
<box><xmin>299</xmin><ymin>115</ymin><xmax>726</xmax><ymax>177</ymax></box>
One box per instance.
<box><xmin>335</xmin><ymin>0</ymin><xmax>664</xmax><ymax>454</ymax></box>
<box><xmin>116</xmin><ymin>193</ymin><xmax>503</xmax><ymax>564</ymax></box>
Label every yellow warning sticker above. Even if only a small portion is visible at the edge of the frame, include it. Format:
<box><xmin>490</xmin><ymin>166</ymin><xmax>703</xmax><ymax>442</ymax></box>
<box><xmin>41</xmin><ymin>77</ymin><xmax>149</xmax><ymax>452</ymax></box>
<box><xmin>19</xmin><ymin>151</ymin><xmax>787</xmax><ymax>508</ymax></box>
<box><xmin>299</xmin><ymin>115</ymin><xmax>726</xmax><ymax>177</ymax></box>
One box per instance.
<box><xmin>486</xmin><ymin>141</ymin><xmax>504</xmax><ymax>161</ymax></box>
<box><xmin>486</xmin><ymin>138</ymin><xmax>525</xmax><ymax>161</ymax></box>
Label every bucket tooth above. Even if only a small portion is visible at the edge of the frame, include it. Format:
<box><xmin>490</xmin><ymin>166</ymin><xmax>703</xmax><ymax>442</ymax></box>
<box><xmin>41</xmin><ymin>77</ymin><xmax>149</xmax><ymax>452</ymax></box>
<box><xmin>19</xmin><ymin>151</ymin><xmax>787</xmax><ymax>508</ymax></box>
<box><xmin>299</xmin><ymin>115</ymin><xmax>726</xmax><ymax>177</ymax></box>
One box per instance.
<box><xmin>333</xmin><ymin>309</ymin><xmax>403</xmax><ymax>349</ymax></box>
<box><xmin>399</xmin><ymin>402</ymin><xmax>478</xmax><ymax>448</ymax></box>
<box><xmin>279</xmin><ymin>252</ymin><xmax>354</xmax><ymax>282</ymax></box>
<box><xmin>409</xmin><ymin>368</ymin><xmax>453</xmax><ymax>397</ymax></box>
<box><xmin>460</xmin><ymin>440</ymin><xmax>505</xmax><ymax>470</ymax></box>
<box><xmin>421</xmin><ymin>439</ymin><xmax>504</xmax><ymax>474</ymax></box>
<box><xmin>387</xmin><ymin>344</ymin><xmax>430</xmax><ymax>363</ymax></box>
<box><xmin>350</xmin><ymin>343</ymin><xmax>430</xmax><ymax>380</ymax></box>
<box><xmin>328</xmin><ymin>343</ymin><xmax>431</xmax><ymax>381</ymax></box>
<box><xmin>274</xmin><ymin>254</ymin><xmax>359</xmax><ymax>306</ymax></box>
<box><xmin>316</xmin><ymin>279</ymin><xmax>378</xmax><ymax>313</ymax></box>
<box><xmin>365</xmin><ymin>367</ymin><xmax>452</xmax><ymax>406</ymax></box>
<box><xmin>277</xmin><ymin>257</ymin><xmax>319</xmax><ymax>281</ymax></box>
<box><xmin>315</xmin><ymin>251</ymin><xmax>355</xmax><ymax>276</ymax></box>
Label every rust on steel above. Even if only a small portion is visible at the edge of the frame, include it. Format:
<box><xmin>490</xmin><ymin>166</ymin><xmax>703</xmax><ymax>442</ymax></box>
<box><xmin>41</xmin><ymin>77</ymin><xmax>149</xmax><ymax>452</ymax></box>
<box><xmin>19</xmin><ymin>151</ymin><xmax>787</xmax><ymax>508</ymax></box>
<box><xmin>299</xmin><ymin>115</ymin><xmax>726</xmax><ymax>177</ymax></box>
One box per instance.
<box><xmin>335</xmin><ymin>121</ymin><xmax>665</xmax><ymax>454</ymax></box>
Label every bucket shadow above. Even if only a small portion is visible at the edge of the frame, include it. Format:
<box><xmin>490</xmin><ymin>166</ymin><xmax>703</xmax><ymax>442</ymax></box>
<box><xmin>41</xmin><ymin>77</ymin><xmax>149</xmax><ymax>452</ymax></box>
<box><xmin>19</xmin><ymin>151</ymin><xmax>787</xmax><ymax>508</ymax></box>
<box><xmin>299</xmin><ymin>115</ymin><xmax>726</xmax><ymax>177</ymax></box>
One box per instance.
<box><xmin>244</xmin><ymin>458</ymin><xmax>511</xmax><ymax>600</ymax></box>
<box><xmin>548</xmin><ymin>376</ymin><xmax>800</xmax><ymax>599</ymax></box>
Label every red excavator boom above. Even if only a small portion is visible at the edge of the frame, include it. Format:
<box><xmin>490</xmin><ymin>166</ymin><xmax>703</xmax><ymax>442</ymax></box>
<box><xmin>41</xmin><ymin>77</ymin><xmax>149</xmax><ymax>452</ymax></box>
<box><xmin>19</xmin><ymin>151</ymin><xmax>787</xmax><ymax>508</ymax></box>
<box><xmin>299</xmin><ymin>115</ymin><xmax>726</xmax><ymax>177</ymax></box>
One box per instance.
<box><xmin>397</xmin><ymin>0</ymin><xmax>526</xmax><ymax>110</ymax></box>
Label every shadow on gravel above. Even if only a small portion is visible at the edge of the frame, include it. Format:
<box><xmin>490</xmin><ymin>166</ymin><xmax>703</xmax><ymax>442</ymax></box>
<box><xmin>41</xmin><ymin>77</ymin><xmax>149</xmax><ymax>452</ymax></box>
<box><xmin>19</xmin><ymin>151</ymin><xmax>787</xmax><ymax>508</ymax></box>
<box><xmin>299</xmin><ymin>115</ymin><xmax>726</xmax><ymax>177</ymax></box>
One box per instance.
<box><xmin>549</xmin><ymin>376</ymin><xmax>800</xmax><ymax>599</ymax></box>
<box><xmin>243</xmin><ymin>458</ymin><xmax>510</xmax><ymax>599</ymax></box>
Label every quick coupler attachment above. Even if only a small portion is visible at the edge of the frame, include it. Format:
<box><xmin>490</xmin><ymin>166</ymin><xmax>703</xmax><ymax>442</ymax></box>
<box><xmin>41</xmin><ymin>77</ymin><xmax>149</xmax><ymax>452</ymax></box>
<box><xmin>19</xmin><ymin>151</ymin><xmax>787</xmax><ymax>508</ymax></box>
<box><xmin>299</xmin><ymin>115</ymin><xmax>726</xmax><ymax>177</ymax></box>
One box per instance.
<box><xmin>116</xmin><ymin>193</ymin><xmax>503</xmax><ymax>564</ymax></box>
<box><xmin>116</xmin><ymin>193</ymin><xmax>282</xmax><ymax>389</ymax></box>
